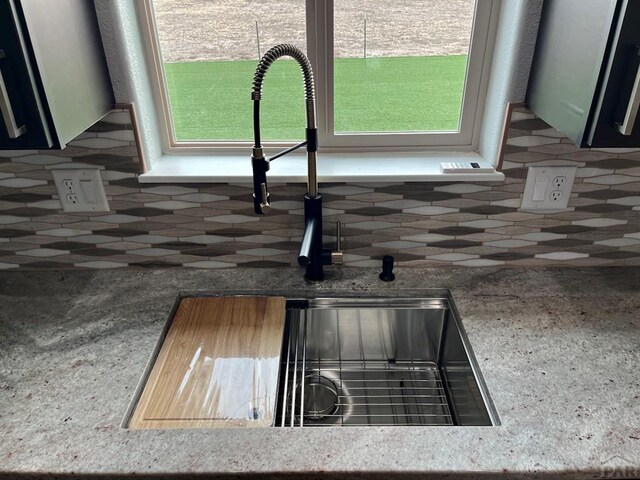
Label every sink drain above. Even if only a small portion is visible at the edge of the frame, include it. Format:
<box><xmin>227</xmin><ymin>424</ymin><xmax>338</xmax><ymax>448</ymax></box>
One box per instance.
<box><xmin>295</xmin><ymin>374</ymin><xmax>339</xmax><ymax>420</ymax></box>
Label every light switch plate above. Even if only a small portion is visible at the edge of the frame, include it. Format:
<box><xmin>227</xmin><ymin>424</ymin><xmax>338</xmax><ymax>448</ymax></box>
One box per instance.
<box><xmin>520</xmin><ymin>166</ymin><xmax>577</xmax><ymax>211</ymax></box>
<box><xmin>52</xmin><ymin>169</ymin><xmax>110</xmax><ymax>213</ymax></box>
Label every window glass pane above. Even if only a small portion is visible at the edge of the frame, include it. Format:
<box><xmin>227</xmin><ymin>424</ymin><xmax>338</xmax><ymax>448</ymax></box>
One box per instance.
<box><xmin>334</xmin><ymin>0</ymin><xmax>476</xmax><ymax>134</ymax></box>
<box><xmin>153</xmin><ymin>0</ymin><xmax>306</xmax><ymax>141</ymax></box>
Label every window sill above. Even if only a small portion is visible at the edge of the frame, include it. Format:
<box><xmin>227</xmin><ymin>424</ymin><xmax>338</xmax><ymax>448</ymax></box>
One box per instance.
<box><xmin>138</xmin><ymin>151</ymin><xmax>505</xmax><ymax>183</ymax></box>
<box><xmin>98</xmin><ymin>0</ymin><xmax>539</xmax><ymax>186</ymax></box>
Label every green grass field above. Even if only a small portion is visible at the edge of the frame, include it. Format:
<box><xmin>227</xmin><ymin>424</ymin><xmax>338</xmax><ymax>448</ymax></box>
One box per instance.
<box><xmin>164</xmin><ymin>55</ymin><xmax>467</xmax><ymax>141</ymax></box>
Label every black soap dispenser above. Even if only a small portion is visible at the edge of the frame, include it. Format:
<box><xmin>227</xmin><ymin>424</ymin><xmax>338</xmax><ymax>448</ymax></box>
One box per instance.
<box><xmin>379</xmin><ymin>255</ymin><xmax>395</xmax><ymax>282</ymax></box>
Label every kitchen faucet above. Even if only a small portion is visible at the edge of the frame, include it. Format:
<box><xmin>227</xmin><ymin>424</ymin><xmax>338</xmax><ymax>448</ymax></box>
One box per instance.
<box><xmin>250</xmin><ymin>44</ymin><xmax>342</xmax><ymax>281</ymax></box>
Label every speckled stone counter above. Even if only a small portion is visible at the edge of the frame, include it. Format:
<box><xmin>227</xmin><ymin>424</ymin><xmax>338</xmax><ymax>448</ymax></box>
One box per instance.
<box><xmin>1</xmin><ymin>267</ymin><xmax>639</xmax><ymax>479</ymax></box>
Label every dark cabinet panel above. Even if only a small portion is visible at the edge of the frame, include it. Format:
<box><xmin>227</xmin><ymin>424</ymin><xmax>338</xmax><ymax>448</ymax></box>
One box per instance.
<box><xmin>589</xmin><ymin>0</ymin><xmax>640</xmax><ymax>146</ymax></box>
<box><xmin>0</xmin><ymin>0</ymin><xmax>51</xmax><ymax>148</ymax></box>
<box><xmin>0</xmin><ymin>0</ymin><xmax>113</xmax><ymax>150</ymax></box>
<box><xmin>527</xmin><ymin>0</ymin><xmax>640</xmax><ymax>148</ymax></box>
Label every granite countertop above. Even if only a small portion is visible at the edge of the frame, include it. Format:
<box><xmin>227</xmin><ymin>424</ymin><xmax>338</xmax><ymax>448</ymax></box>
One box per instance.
<box><xmin>1</xmin><ymin>267</ymin><xmax>639</xmax><ymax>479</ymax></box>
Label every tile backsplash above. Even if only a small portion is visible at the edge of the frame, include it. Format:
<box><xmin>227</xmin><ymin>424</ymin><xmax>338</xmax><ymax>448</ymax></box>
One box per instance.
<box><xmin>0</xmin><ymin>105</ymin><xmax>639</xmax><ymax>270</ymax></box>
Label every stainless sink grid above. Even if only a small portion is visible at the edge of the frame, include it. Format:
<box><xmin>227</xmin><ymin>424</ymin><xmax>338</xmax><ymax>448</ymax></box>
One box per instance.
<box><xmin>275</xmin><ymin>297</ymin><xmax>498</xmax><ymax>427</ymax></box>
<box><xmin>300</xmin><ymin>360</ymin><xmax>454</xmax><ymax>426</ymax></box>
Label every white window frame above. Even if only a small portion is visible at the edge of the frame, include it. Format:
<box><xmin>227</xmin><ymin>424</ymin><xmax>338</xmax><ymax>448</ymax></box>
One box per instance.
<box><xmin>136</xmin><ymin>0</ymin><xmax>499</xmax><ymax>154</ymax></box>
<box><xmin>310</xmin><ymin>0</ymin><xmax>498</xmax><ymax>151</ymax></box>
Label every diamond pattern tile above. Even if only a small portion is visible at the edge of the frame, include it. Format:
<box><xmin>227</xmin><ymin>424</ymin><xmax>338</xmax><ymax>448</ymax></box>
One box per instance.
<box><xmin>455</xmin><ymin>259</ymin><xmax>504</xmax><ymax>267</ymax></box>
<box><xmin>74</xmin><ymin>261</ymin><xmax>127</xmax><ymax>269</ymax></box>
<box><xmin>427</xmin><ymin>253</ymin><xmax>478</xmax><ymax>261</ymax></box>
<box><xmin>183</xmin><ymin>260</ymin><xmax>236</xmax><ymax>268</ymax></box>
<box><xmin>572</xmin><ymin>218</ymin><xmax>627</xmax><ymax>227</ymax></box>
<box><xmin>609</xmin><ymin>196</ymin><xmax>640</xmax><ymax>206</ymax></box>
<box><xmin>18</xmin><ymin>248</ymin><xmax>69</xmax><ymax>257</ymax></box>
<box><xmin>535</xmin><ymin>252</ymin><xmax>589</xmax><ymax>261</ymax></box>
<box><xmin>0</xmin><ymin>106</ymin><xmax>638</xmax><ymax>269</ymax></box>
<box><xmin>594</xmin><ymin>237</ymin><xmax>640</xmax><ymax>247</ymax></box>
<box><xmin>403</xmin><ymin>206</ymin><xmax>459</xmax><ymax>216</ymax></box>
<box><xmin>429</xmin><ymin>239</ymin><xmax>482</xmax><ymax>248</ymax></box>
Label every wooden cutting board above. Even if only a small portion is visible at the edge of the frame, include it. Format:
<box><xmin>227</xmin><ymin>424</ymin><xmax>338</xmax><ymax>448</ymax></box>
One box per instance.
<box><xmin>129</xmin><ymin>296</ymin><xmax>286</xmax><ymax>429</ymax></box>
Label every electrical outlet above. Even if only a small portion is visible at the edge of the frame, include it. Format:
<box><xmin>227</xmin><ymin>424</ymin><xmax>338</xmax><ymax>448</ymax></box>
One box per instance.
<box><xmin>62</xmin><ymin>179</ymin><xmax>75</xmax><ymax>192</ymax></box>
<box><xmin>549</xmin><ymin>190</ymin><xmax>562</xmax><ymax>201</ymax></box>
<box><xmin>52</xmin><ymin>169</ymin><xmax>109</xmax><ymax>213</ymax></box>
<box><xmin>521</xmin><ymin>166</ymin><xmax>576</xmax><ymax>211</ymax></box>
<box><xmin>553</xmin><ymin>176</ymin><xmax>567</xmax><ymax>188</ymax></box>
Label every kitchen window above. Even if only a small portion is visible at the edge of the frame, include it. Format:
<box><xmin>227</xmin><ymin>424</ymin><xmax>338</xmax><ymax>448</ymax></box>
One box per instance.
<box><xmin>137</xmin><ymin>0</ymin><xmax>498</xmax><ymax>154</ymax></box>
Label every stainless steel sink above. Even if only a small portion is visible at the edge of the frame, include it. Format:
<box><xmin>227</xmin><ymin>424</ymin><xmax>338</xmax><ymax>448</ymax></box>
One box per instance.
<box><xmin>275</xmin><ymin>295</ymin><xmax>498</xmax><ymax>427</ymax></box>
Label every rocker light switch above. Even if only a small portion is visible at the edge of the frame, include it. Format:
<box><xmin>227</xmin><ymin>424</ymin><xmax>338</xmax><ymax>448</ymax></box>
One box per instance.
<box><xmin>80</xmin><ymin>180</ymin><xmax>97</xmax><ymax>203</ymax></box>
<box><xmin>532</xmin><ymin>178</ymin><xmax>548</xmax><ymax>201</ymax></box>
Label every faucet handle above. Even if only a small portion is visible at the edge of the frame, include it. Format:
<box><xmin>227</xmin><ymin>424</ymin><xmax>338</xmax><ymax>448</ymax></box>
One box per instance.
<box><xmin>259</xmin><ymin>182</ymin><xmax>271</xmax><ymax>214</ymax></box>
<box><xmin>331</xmin><ymin>221</ymin><xmax>343</xmax><ymax>265</ymax></box>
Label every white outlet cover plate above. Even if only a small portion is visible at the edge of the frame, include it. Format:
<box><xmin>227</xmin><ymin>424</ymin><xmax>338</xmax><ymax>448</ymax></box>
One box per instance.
<box><xmin>520</xmin><ymin>166</ymin><xmax>577</xmax><ymax>211</ymax></box>
<box><xmin>52</xmin><ymin>169</ymin><xmax>110</xmax><ymax>213</ymax></box>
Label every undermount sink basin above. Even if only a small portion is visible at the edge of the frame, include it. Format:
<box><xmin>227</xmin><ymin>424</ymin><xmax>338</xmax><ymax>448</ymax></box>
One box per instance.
<box><xmin>275</xmin><ymin>295</ymin><xmax>498</xmax><ymax>427</ymax></box>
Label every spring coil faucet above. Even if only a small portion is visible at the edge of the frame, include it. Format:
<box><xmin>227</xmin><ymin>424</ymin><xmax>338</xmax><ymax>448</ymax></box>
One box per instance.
<box><xmin>250</xmin><ymin>44</ymin><xmax>342</xmax><ymax>281</ymax></box>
